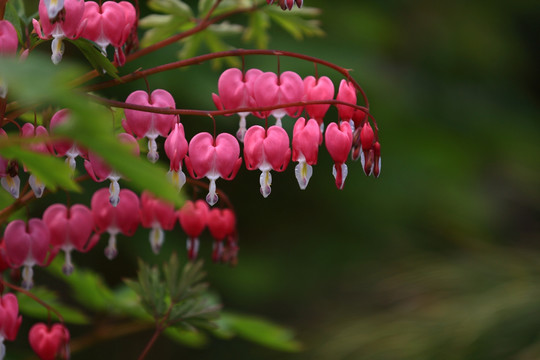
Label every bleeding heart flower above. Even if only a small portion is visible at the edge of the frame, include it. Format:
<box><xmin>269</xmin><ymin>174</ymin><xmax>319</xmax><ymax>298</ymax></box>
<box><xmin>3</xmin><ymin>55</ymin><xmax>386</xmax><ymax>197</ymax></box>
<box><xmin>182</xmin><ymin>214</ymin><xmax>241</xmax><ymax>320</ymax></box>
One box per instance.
<box><xmin>21</xmin><ymin>123</ymin><xmax>53</xmax><ymax>198</ymax></box>
<box><xmin>0</xmin><ymin>130</ymin><xmax>20</xmax><ymax>199</ymax></box>
<box><xmin>303</xmin><ymin>76</ymin><xmax>334</xmax><ymax>132</ymax></box>
<box><xmin>292</xmin><ymin>118</ymin><xmax>321</xmax><ymax>190</ymax></box>
<box><xmin>50</xmin><ymin>109</ymin><xmax>87</xmax><ymax>171</ymax></box>
<box><xmin>80</xmin><ymin>1</ymin><xmax>136</xmax><ymax>65</ymax></box>
<box><xmin>42</xmin><ymin>203</ymin><xmax>98</xmax><ymax>275</ymax></box>
<box><xmin>84</xmin><ymin>133</ymin><xmax>139</xmax><ymax>206</ymax></box>
<box><xmin>0</xmin><ymin>293</ymin><xmax>22</xmax><ymax>360</ymax></box>
<box><xmin>267</xmin><ymin>0</ymin><xmax>303</xmax><ymax>10</ymax></box>
<box><xmin>140</xmin><ymin>191</ymin><xmax>176</xmax><ymax>254</ymax></box>
<box><xmin>336</xmin><ymin>80</ymin><xmax>357</xmax><ymax>128</ymax></box>
<box><xmin>184</xmin><ymin>132</ymin><xmax>242</xmax><ymax>206</ymax></box>
<box><xmin>123</xmin><ymin>89</ymin><xmax>177</xmax><ymax>163</ymax></box>
<box><xmin>29</xmin><ymin>323</ymin><xmax>70</xmax><ymax>360</ymax></box>
<box><xmin>251</xmin><ymin>71</ymin><xmax>304</xmax><ymax>126</ymax></box>
<box><xmin>0</xmin><ymin>20</ymin><xmax>18</xmax><ymax>56</ymax></box>
<box><xmin>325</xmin><ymin>121</ymin><xmax>353</xmax><ymax>189</ymax></box>
<box><xmin>178</xmin><ymin>200</ymin><xmax>209</xmax><ymax>260</ymax></box>
<box><xmin>32</xmin><ymin>0</ymin><xmax>86</xmax><ymax>64</ymax></box>
<box><xmin>212</xmin><ymin>68</ymin><xmax>263</xmax><ymax>141</ymax></box>
<box><xmin>164</xmin><ymin>122</ymin><xmax>188</xmax><ymax>191</ymax></box>
<box><xmin>3</xmin><ymin>219</ymin><xmax>55</xmax><ymax>289</ymax></box>
<box><xmin>243</xmin><ymin>125</ymin><xmax>291</xmax><ymax>198</ymax></box>
<box><xmin>91</xmin><ymin>188</ymin><xmax>140</xmax><ymax>260</ymax></box>
<box><xmin>207</xmin><ymin>208</ymin><xmax>236</xmax><ymax>263</ymax></box>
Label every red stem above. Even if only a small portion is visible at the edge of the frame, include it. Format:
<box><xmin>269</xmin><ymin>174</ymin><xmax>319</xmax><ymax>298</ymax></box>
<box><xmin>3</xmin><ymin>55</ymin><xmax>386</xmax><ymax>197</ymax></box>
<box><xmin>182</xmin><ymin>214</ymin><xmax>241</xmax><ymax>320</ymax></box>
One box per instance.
<box><xmin>86</xmin><ymin>49</ymin><xmax>369</xmax><ymax>108</ymax></box>
<box><xmin>1</xmin><ymin>279</ymin><xmax>65</xmax><ymax>323</ymax></box>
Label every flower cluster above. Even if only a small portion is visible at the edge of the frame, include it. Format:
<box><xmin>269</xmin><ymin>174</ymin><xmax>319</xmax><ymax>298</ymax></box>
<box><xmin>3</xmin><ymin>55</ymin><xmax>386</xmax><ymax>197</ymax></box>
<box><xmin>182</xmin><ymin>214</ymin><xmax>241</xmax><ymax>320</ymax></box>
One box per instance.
<box><xmin>32</xmin><ymin>0</ymin><xmax>136</xmax><ymax>64</ymax></box>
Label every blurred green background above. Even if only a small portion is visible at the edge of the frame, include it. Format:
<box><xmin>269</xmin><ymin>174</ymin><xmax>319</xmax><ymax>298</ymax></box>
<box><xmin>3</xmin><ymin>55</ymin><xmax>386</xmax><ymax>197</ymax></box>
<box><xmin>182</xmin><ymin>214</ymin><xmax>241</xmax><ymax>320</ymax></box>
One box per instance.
<box><xmin>16</xmin><ymin>0</ymin><xmax>540</xmax><ymax>359</ymax></box>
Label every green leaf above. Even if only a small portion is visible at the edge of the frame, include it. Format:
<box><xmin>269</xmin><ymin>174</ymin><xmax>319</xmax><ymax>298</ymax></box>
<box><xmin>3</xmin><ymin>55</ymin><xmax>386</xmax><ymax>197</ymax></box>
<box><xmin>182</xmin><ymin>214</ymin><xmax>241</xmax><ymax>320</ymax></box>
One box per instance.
<box><xmin>265</xmin><ymin>6</ymin><xmax>324</xmax><ymax>40</ymax></box>
<box><xmin>68</xmin><ymin>39</ymin><xmax>119</xmax><ymax>79</ymax></box>
<box><xmin>198</xmin><ymin>0</ymin><xmax>215</xmax><ymax>17</ymax></box>
<box><xmin>0</xmin><ymin>146</ymin><xmax>80</xmax><ymax>192</ymax></box>
<box><xmin>47</xmin><ymin>258</ymin><xmax>115</xmax><ymax>311</ymax></box>
<box><xmin>148</xmin><ymin>0</ymin><xmax>193</xmax><ymax>18</ymax></box>
<box><xmin>218</xmin><ymin>312</ymin><xmax>303</xmax><ymax>352</ymax></box>
<box><xmin>178</xmin><ymin>32</ymin><xmax>204</xmax><ymax>60</ymax></box>
<box><xmin>4</xmin><ymin>2</ymin><xmax>24</xmax><ymax>44</ymax></box>
<box><xmin>164</xmin><ymin>326</ymin><xmax>208</xmax><ymax>347</ymax></box>
<box><xmin>244</xmin><ymin>11</ymin><xmax>271</xmax><ymax>49</ymax></box>
<box><xmin>17</xmin><ymin>287</ymin><xmax>90</xmax><ymax>325</ymax></box>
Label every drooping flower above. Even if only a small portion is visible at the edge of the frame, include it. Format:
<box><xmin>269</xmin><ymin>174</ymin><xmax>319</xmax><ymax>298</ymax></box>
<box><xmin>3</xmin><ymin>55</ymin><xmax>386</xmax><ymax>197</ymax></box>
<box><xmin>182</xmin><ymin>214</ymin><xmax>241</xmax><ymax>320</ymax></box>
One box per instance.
<box><xmin>80</xmin><ymin>1</ymin><xmax>136</xmax><ymax>65</ymax></box>
<box><xmin>251</xmin><ymin>71</ymin><xmax>304</xmax><ymax>127</ymax></box>
<box><xmin>32</xmin><ymin>0</ymin><xmax>86</xmax><ymax>64</ymax></box>
<box><xmin>266</xmin><ymin>0</ymin><xmax>303</xmax><ymax>10</ymax></box>
<box><xmin>123</xmin><ymin>89</ymin><xmax>177</xmax><ymax>163</ymax></box>
<box><xmin>325</xmin><ymin>121</ymin><xmax>353</xmax><ymax>189</ymax></box>
<box><xmin>140</xmin><ymin>191</ymin><xmax>176</xmax><ymax>254</ymax></box>
<box><xmin>303</xmin><ymin>75</ymin><xmax>334</xmax><ymax>132</ymax></box>
<box><xmin>212</xmin><ymin>68</ymin><xmax>263</xmax><ymax>141</ymax></box>
<box><xmin>0</xmin><ymin>20</ymin><xmax>18</xmax><ymax>98</ymax></box>
<box><xmin>335</xmin><ymin>80</ymin><xmax>357</xmax><ymax>129</ymax></box>
<box><xmin>184</xmin><ymin>132</ymin><xmax>242</xmax><ymax>206</ymax></box>
<box><xmin>49</xmin><ymin>109</ymin><xmax>87</xmax><ymax>171</ymax></box>
<box><xmin>164</xmin><ymin>122</ymin><xmax>188</xmax><ymax>191</ymax></box>
<box><xmin>21</xmin><ymin>123</ymin><xmax>53</xmax><ymax>198</ymax></box>
<box><xmin>3</xmin><ymin>219</ymin><xmax>55</xmax><ymax>289</ymax></box>
<box><xmin>207</xmin><ymin>208</ymin><xmax>236</xmax><ymax>263</ymax></box>
<box><xmin>42</xmin><ymin>203</ymin><xmax>98</xmax><ymax>275</ymax></box>
<box><xmin>0</xmin><ymin>130</ymin><xmax>20</xmax><ymax>199</ymax></box>
<box><xmin>91</xmin><ymin>188</ymin><xmax>140</xmax><ymax>260</ymax></box>
<box><xmin>84</xmin><ymin>133</ymin><xmax>139</xmax><ymax>206</ymax></box>
<box><xmin>43</xmin><ymin>0</ymin><xmax>65</xmax><ymax>20</ymax></box>
<box><xmin>0</xmin><ymin>293</ymin><xmax>22</xmax><ymax>360</ymax></box>
<box><xmin>29</xmin><ymin>323</ymin><xmax>70</xmax><ymax>360</ymax></box>
<box><xmin>350</xmin><ymin>109</ymin><xmax>368</xmax><ymax>161</ymax></box>
<box><xmin>178</xmin><ymin>200</ymin><xmax>208</xmax><ymax>260</ymax></box>
<box><xmin>292</xmin><ymin>118</ymin><xmax>321</xmax><ymax>190</ymax></box>
<box><xmin>244</xmin><ymin>125</ymin><xmax>291</xmax><ymax>198</ymax></box>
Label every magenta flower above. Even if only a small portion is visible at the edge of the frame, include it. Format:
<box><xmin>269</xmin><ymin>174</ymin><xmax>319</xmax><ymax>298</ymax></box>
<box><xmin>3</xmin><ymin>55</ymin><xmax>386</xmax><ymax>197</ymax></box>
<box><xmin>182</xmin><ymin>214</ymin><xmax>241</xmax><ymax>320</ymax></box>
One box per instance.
<box><xmin>91</xmin><ymin>188</ymin><xmax>140</xmax><ymax>260</ymax></box>
<box><xmin>0</xmin><ymin>130</ymin><xmax>20</xmax><ymax>199</ymax></box>
<box><xmin>50</xmin><ymin>109</ymin><xmax>88</xmax><ymax>170</ymax></box>
<box><xmin>123</xmin><ymin>89</ymin><xmax>177</xmax><ymax>163</ymax></box>
<box><xmin>292</xmin><ymin>118</ymin><xmax>321</xmax><ymax>189</ymax></box>
<box><xmin>325</xmin><ymin>121</ymin><xmax>353</xmax><ymax>189</ymax></box>
<box><xmin>0</xmin><ymin>293</ymin><xmax>22</xmax><ymax>359</ymax></box>
<box><xmin>267</xmin><ymin>0</ymin><xmax>303</xmax><ymax>10</ymax></box>
<box><xmin>207</xmin><ymin>208</ymin><xmax>236</xmax><ymax>263</ymax></box>
<box><xmin>0</xmin><ymin>19</ymin><xmax>18</xmax><ymax>98</ymax></box>
<box><xmin>251</xmin><ymin>71</ymin><xmax>304</xmax><ymax>126</ymax></box>
<box><xmin>3</xmin><ymin>218</ymin><xmax>54</xmax><ymax>289</ymax></box>
<box><xmin>140</xmin><ymin>191</ymin><xmax>176</xmax><ymax>254</ymax></box>
<box><xmin>29</xmin><ymin>323</ymin><xmax>70</xmax><ymax>360</ymax></box>
<box><xmin>303</xmin><ymin>76</ymin><xmax>334</xmax><ymax>132</ymax></box>
<box><xmin>336</xmin><ymin>80</ymin><xmax>357</xmax><ymax>129</ymax></box>
<box><xmin>178</xmin><ymin>200</ymin><xmax>209</xmax><ymax>260</ymax></box>
<box><xmin>21</xmin><ymin>123</ymin><xmax>53</xmax><ymax>198</ymax></box>
<box><xmin>32</xmin><ymin>0</ymin><xmax>85</xmax><ymax>64</ymax></box>
<box><xmin>42</xmin><ymin>203</ymin><xmax>98</xmax><ymax>275</ymax></box>
<box><xmin>80</xmin><ymin>1</ymin><xmax>136</xmax><ymax>65</ymax></box>
<box><xmin>244</xmin><ymin>125</ymin><xmax>291</xmax><ymax>198</ymax></box>
<box><xmin>164</xmin><ymin>122</ymin><xmax>188</xmax><ymax>191</ymax></box>
<box><xmin>84</xmin><ymin>133</ymin><xmax>139</xmax><ymax>206</ymax></box>
<box><xmin>185</xmin><ymin>132</ymin><xmax>242</xmax><ymax>206</ymax></box>
<box><xmin>212</xmin><ymin>68</ymin><xmax>263</xmax><ymax>141</ymax></box>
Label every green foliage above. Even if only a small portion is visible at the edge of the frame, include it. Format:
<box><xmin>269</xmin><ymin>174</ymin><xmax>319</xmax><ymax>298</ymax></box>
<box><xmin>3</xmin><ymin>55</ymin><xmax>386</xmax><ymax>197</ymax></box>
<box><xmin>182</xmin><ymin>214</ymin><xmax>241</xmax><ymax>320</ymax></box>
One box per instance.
<box><xmin>68</xmin><ymin>39</ymin><xmax>119</xmax><ymax>79</ymax></box>
<box><xmin>17</xmin><ymin>287</ymin><xmax>90</xmax><ymax>325</ymax></box>
<box><xmin>0</xmin><ymin>146</ymin><xmax>79</xmax><ymax>192</ymax></box>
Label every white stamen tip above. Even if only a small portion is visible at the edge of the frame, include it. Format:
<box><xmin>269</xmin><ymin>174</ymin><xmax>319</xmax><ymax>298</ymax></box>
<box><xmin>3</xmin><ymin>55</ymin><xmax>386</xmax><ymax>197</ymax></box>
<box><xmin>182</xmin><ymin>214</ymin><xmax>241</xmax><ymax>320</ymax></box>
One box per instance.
<box><xmin>259</xmin><ymin>170</ymin><xmax>272</xmax><ymax>198</ymax></box>
<box><xmin>149</xmin><ymin>226</ymin><xmax>164</xmax><ymax>254</ymax></box>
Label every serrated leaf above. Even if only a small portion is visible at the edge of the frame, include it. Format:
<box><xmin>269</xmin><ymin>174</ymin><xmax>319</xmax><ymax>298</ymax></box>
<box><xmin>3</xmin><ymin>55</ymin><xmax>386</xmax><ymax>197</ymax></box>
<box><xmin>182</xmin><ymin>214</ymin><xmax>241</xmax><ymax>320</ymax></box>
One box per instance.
<box><xmin>68</xmin><ymin>39</ymin><xmax>119</xmax><ymax>79</ymax></box>
<box><xmin>219</xmin><ymin>312</ymin><xmax>302</xmax><ymax>352</ymax></box>
<box><xmin>17</xmin><ymin>287</ymin><xmax>90</xmax><ymax>325</ymax></box>
<box><xmin>164</xmin><ymin>326</ymin><xmax>208</xmax><ymax>347</ymax></box>
<box><xmin>0</xmin><ymin>146</ymin><xmax>80</xmax><ymax>192</ymax></box>
<box><xmin>148</xmin><ymin>0</ymin><xmax>193</xmax><ymax>18</ymax></box>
